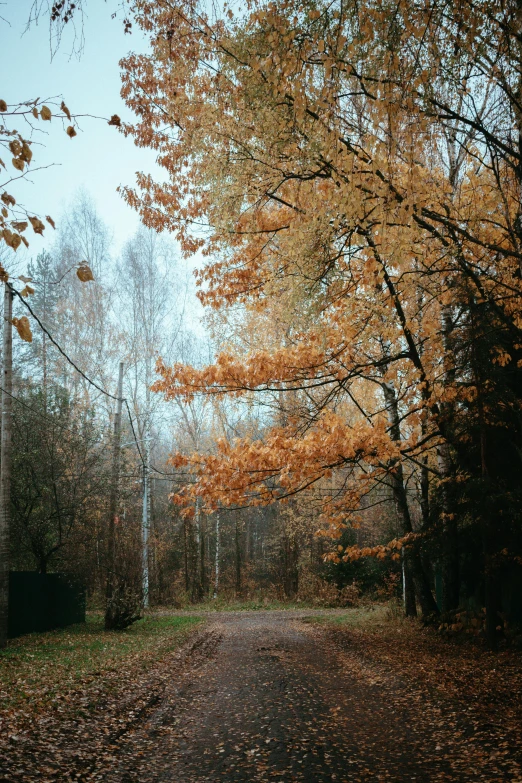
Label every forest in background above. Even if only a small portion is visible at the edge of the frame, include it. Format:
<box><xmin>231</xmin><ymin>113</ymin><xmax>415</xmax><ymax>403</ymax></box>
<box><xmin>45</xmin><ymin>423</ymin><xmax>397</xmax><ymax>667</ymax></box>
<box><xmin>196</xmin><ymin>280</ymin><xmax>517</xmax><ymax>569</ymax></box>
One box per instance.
<box><xmin>2</xmin><ymin>191</ymin><xmax>383</xmax><ymax>617</ymax></box>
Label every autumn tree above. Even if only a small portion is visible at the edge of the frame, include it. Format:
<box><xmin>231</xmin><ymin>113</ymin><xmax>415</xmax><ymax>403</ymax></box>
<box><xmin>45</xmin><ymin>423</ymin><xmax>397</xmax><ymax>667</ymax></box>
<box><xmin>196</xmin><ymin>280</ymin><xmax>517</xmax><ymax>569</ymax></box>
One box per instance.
<box><xmin>117</xmin><ymin>0</ymin><xmax>522</xmax><ymax>643</ymax></box>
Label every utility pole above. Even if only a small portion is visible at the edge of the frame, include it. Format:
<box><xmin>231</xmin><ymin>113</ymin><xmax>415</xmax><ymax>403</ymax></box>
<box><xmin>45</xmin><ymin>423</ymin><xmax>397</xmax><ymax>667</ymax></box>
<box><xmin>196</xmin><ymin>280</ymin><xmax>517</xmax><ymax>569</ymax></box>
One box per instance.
<box><xmin>142</xmin><ymin>349</ymin><xmax>152</xmax><ymax>609</ymax></box>
<box><xmin>0</xmin><ymin>285</ymin><xmax>13</xmax><ymax>648</ymax></box>
<box><xmin>42</xmin><ymin>274</ymin><xmax>48</xmax><ymax>412</ymax></box>
<box><xmin>142</xmin><ymin>434</ymin><xmax>150</xmax><ymax>608</ymax></box>
<box><xmin>104</xmin><ymin>361</ymin><xmax>124</xmax><ymax>630</ymax></box>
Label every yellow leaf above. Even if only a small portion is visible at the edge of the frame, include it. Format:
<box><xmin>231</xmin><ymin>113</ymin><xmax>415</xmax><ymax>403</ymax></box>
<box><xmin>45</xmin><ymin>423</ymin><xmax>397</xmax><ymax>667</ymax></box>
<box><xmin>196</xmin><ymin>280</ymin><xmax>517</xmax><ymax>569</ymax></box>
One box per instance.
<box><xmin>11</xmin><ymin>316</ymin><xmax>32</xmax><ymax>342</ymax></box>
<box><xmin>77</xmin><ymin>263</ymin><xmax>94</xmax><ymax>282</ymax></box>
<box><xmin>18</xmin><ymin>275</ymin><xmax>33</xmax><ymax>283</ymax></box>
<box><xmin>29</xmin><ymin>216</ymin><xmax>45</xmax><ymax>235</ymax></box>
<box><xmin>60</xmin><ymin>101</ymin><xmax>72</xmax><ymax>121</ymax></box>
<box><xmin>20</xmin><ymin>285</ymin><xmax>35</xmax><ymax>297</ymax></box>
<box><xmin>40</xmin><ymin>105</ymin><xmax>52</xmax><ymax>121</ymax></box>
<box><xmin>10</xmin><ymin>233</ymin><xmax>22</xmax><ymax>251</ymax></box>
<box><xmin>21</xmin><ymin>142</ymin><xmax>32</xmax><ymax>163</ymax></box>
<box><xmin>2</xmin><ymin>229</ymin><xmax>21</xmax><ymax>250</ymax></box>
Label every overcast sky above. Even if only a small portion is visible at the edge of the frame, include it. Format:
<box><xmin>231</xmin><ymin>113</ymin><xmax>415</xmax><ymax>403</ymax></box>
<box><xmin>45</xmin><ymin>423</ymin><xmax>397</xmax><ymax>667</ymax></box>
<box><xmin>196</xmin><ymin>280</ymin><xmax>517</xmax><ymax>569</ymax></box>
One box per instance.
<box><xmin>1</xmin><ymin>0</ymin><xmax>161</xmax><ymax>257</ymax></box>
<box><xmin>1</xmin><ymin>1</ymin><xmax>207</xmax><ymax>333</ymax></box>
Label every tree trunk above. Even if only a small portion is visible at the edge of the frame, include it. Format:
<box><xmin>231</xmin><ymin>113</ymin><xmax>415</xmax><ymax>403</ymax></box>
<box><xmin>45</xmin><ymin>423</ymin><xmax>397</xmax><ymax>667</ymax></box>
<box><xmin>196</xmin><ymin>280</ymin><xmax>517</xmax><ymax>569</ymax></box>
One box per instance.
<box><xmin>214</xmin><ymin>511</ymin><xmax>220</xmax><ymax>598</ymax></box>
<box><xmin>438</xmin><ymin>306</ymin><xmax>460</xmax><ymax>613</ymax></box>
<box><xmin>484</xmin><ymin>548</ymin><xmax>500</xmax><ymax>652</ymax></box>
<box><xmin>104</xmin><ymin>362</ymin><xmax>124</xmax><ymax>631</ymax></box>
<box><xmin>183</xmin><ymin>516</ymin><xmax>189</xmax><ymax>593</ymax></box>
<box><xmin>402</xmin><ymin>548</ymin><xmax>417</xmax><ymax>617</ymax></box>
<box><xmin>192</xmin><ymin>498</ymin><xmax>203</xmax><ymax>601</ymax></box>
<box><xmin>438</xmin><ymin>441</ymin><xmax>460</xmax><ymax>612</ymax></box>
<box><xmin>471</xmin><ymin>303</ymin><xmax>502</xmax><ymax>650</ymax></box>
<box><xmin>200</xmin><ymin>510</ymin><xmax>207</xmax><ymax>598</ymax></box>
<box><xmin>441</xmin><ymin>523</ymin><xmax>460</xmax><ymax>612</ymax></box>
<box><xmin>282</xmin><ymin>534</ymin><xmax>299</xmax><ymax>598</ymax></box>
<box><xmin>419</xmin><ymin>418</ymin><xmax>430</xmax><ymax>529</ymax></box>
<box><xmin>382</xmin><ymin>381</ymin><xmax>439</xmax><ymax>617</ymax></box>
<box><xmin>0</xmin><ymin>286</ymin><xmax>13</xmax><ymax>648</ymax></box>
<box><xmin>142</xmin><ymin>432</ymin><xmax>151</xmax><ymax>608</ymax></box>
<box><xmin>235</xmin><ymin>513</ymin><xmax>241</xmax><ymax>595</ymax></box>
<box><xmin>514</xmin><ymin>0</ymin><xmax>522</xmax><ymax>273</ymax></box>
<box><xmin>480</xmin><ymin>417</ymin><xmax>501</xmax><ymax>650</ymax></box>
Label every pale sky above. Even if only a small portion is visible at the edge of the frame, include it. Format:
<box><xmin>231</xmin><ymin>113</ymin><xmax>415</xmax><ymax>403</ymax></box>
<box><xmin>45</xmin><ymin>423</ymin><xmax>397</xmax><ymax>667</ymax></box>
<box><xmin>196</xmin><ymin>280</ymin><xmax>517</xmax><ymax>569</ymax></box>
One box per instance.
<box><xmin>1</xmin><ymin>0</ymin><xmax>207</xmax><ymax>332</ymax></box>
<box><xmin>1</xmin><ymin>0</ymin><xmax>161</xmax><ymax>257</ymax></box>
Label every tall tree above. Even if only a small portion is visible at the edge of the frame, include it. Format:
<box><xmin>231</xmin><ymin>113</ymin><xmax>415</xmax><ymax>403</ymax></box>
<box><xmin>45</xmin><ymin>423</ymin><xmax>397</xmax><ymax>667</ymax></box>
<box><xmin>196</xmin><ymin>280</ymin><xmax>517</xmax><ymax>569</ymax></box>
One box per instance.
<box><xmin>120</xmin><ymin>0</ymin><xmax>522</xmax><ymax>638</ymax></box>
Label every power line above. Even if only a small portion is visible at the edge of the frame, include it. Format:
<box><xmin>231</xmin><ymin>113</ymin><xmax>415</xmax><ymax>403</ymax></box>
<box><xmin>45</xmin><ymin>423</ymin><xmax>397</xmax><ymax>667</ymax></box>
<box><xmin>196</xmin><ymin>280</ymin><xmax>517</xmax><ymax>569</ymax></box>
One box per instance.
<box><xmin>10</xmin><ymin>283</ymin><xmax>153</xmax><ymax>469</ymax></box>
<box><xmin>121</xmin><ymin>405</ymin><xmax>189</xmax><ymax>477</ymax></box>
<box><xmin>0</xmin><ymin>383</ymin><xmax>112</xmax><ymax>443</ymax></box>
<box><xmin>150</xmin><ymin>464</ymin><xmax>182</xmax><ymax>477</ymax></box>
<box><xmin>9</xmin><ymin>282</ymin><xmax>121</xmax><ymax>402</ymax></box>
<box><xmin>0</xmin><ymin>384</ymin><xmax>61</xmax><ymax>422</ymax></box>
<box><xmin>9</xmin><ymin>282</ymin><xmax>193</xmax><ymax>481</ymax></box>
<box><xmin>0</xmin><ymin>381</ymin><xmax>166</xmax><ymax>475</ymax></box>
<box><xmin>123</xmin><ymin>399</ymin><xmax>146</xmax><ymax>467</ymax></box>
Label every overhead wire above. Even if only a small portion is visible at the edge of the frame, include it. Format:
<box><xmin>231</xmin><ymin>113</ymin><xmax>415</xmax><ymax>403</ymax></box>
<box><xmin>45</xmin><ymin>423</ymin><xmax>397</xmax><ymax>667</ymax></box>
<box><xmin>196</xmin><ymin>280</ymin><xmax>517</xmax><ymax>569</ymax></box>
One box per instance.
<box><xmin>8</xmin><ymin>282</ymin><xmax>177</xmax><ymax>475</ymax></box>
<box><xmin>9</xmin><ymin>282</ymin><xmax>121</xmax><ymax>402</ymax></box>
<box><xmin>122</xmin><ymin>399</ymin><xmax>146</xmax><ymax>467</ymax></box>
<box><xmin>0</xmin><ymin>383</ymin><xmax>113</xmax><ymax>441</ymax></box>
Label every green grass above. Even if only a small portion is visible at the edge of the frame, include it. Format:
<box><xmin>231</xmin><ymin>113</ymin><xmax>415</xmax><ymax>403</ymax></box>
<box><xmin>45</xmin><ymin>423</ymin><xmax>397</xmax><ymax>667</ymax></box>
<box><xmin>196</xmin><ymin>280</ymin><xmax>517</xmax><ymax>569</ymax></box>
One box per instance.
<box><xmin>301</xmin><ymin>603</ymin><xmax>404</xmax><ymax>630</ymax></box>
<box><xmin>167</xmin><ymin>597</ymin><xmax>345</xmax><ymax>612</ymax></box>
<box><xmin>182</xmin><ymin>598</ymin><xmax>306</xmax><ymax>612</ymax></box>
<box><xmin>0</xmin><ymin>614</ymin><xmax>202</xmax><ymax>713</ymax></box>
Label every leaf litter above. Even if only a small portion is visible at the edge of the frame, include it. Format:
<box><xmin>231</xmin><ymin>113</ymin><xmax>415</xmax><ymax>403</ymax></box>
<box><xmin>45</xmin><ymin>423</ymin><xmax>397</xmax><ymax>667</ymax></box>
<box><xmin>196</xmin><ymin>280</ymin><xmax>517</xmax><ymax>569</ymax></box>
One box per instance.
<box><xmin>1</xmin><ymin>608</ymin><xmax>521</xmax><ymax>782</ymax></box>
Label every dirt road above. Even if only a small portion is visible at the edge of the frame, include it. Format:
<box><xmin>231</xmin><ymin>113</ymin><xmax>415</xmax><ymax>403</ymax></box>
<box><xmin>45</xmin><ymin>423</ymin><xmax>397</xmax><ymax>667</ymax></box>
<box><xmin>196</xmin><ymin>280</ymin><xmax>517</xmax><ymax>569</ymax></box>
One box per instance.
<box><xmin>98</xmin><ymin>611</ymin><xmax>514</xmax><ymax>783</ymax></box>
<box><xmin>5</xmin><ymin>610</ymin><xmax>521</xmax><ymax>782</ymax></box>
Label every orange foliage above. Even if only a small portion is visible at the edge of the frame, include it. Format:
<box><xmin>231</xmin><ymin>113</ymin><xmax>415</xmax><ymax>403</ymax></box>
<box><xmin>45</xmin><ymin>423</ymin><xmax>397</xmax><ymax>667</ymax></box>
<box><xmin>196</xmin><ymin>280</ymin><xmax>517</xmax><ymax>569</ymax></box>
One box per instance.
<box><xmin>120</xmin><ymin>0</ymin><xmax>522</xmax><ymax>560</ymax></box>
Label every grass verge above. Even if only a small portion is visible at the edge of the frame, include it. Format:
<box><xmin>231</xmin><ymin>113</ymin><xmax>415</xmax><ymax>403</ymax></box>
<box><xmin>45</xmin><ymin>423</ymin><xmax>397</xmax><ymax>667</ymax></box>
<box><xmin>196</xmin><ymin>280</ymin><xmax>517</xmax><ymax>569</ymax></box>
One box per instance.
<box><xmin>173</xmin><ymin>598</ymin><xmax>313</xmax><ymax>612</ymax></box>
<box><xmin>301</xmin><ymin>602</ymin><xmax>404</xmax><ymax>629</ymax></box>
<box><xmin>160</xmin><ymin>598</ymin><xmax>363</xmax><ymax>612</ymax></box>
<box><xmin>0</xmin><ymin>613</ymin><xmax>202</xmax><ymax>715</ymax></box>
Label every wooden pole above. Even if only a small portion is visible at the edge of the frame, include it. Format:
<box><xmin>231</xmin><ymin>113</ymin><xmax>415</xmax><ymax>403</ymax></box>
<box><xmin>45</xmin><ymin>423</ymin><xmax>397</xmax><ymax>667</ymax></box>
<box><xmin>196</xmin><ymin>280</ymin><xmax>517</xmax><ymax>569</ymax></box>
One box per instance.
<box><xmin>0</xmin><ymin>285</ymin><xmax>13</xmax><ymax>648</ymax></box>
<box><xmin>142</xmin><ymin>443</ymin><xmax>150</xmax><ymax>608</ymax></box>
<box><xmin>104</xmin><ymin>361</ymin><xmax>124</xmax><ymax>630</ymax></box>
